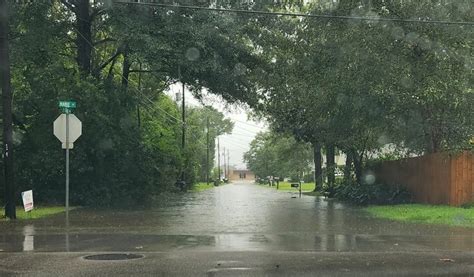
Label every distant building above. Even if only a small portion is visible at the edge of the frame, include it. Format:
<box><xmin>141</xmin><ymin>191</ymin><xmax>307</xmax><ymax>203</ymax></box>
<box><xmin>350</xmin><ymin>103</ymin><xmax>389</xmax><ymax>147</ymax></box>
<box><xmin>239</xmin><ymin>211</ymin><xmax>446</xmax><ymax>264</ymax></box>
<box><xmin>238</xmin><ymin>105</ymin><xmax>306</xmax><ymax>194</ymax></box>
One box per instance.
<box><xmin>229</xmin><ymin>169</ymin><xmax>255</xmax><ymax>181</ymax></box>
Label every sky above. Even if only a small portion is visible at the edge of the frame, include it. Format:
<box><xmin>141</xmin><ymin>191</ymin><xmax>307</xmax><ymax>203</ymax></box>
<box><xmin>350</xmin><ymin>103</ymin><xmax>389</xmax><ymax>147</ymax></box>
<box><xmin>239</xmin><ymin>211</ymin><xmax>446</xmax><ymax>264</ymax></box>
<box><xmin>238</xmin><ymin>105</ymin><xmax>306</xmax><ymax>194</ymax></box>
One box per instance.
<box><xmin>166</xmin><ymin>83</ymin><xmax>267</xmax><ymax>169</ymax></box>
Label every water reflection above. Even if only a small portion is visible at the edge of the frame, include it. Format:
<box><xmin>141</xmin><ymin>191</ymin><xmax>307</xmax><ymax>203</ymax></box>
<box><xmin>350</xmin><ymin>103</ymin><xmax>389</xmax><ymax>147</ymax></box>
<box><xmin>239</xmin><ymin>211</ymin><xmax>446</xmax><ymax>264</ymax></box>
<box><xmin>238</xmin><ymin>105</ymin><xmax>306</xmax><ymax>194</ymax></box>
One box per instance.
<box><xmin>22</xmin><ymin>225</ymin><xmax>34</xmax><ymax>252</ymax></box>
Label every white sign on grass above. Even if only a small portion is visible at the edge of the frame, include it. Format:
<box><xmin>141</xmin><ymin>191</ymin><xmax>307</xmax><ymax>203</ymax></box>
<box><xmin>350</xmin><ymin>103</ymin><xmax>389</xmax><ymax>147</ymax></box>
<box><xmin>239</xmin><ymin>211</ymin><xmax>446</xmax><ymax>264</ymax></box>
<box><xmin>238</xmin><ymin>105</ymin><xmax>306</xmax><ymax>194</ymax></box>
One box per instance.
<box><xmin>21</xmin><ymin>190</ymin><xmax>34</xmax><ymax>212</ymax></box>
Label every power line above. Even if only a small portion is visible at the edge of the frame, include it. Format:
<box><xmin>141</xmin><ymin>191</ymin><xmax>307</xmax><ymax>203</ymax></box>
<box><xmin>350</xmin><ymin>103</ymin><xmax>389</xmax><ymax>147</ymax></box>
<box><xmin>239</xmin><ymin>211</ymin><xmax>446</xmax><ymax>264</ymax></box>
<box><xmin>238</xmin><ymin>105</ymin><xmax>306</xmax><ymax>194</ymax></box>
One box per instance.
<box><xmin>114</xmin><ymin>1</ymin><xmax>474</xmax><ymax>26</ymax></box>
<box><xmin>232</xmin><ymin>118</ymin><xmax>267</xmax><ymax>129</ymax></box>
<box><xmin>220</xmin><ymin>136</ymin><xmax>251</xmax><ymax>149</ymax></box>
<box><xmin>222</xmin><ymin>141</ymin><xmax>248</xmax><ymax>151</ymax></box>
<box><xmin>221</xmin><ymin>132</ymin><xmax>256</xmax><ymax>139</ymax></box>
<box><xmin>232</xmin><ymin>124</ymin><xmax>263</xmax><ymax>136</ymax></box>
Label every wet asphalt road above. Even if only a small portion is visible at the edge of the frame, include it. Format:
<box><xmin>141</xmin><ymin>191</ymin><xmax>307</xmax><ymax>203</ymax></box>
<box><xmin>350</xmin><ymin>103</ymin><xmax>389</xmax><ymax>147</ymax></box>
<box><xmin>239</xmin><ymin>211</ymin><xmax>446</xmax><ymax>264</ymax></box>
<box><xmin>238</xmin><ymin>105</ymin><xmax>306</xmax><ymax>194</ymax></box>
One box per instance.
<box><xmin>0</xmin><ymin>181</ymin><xmax>473</xmax><ymax>276</ymax></box>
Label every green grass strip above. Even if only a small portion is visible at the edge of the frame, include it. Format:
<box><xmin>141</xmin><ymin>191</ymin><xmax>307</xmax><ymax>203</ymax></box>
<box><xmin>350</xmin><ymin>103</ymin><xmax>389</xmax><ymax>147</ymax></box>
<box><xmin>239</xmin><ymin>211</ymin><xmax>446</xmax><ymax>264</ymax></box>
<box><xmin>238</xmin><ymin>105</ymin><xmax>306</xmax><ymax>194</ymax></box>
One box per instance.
<box><xmin>258</xmin><ymin>181</ymin><xmax>316</xmax><ymax>192</ymax></box>
<box><xmin>365</xmin><ymin>204</ymin><xmax>474</xmax><ymax>227</ymax></box>
<box><xmin>0</xmin><ymin>206</ymin><xmax>71</xmax><ymax>220</ymax></box>
<box><xmin>191</xmin><ymin>182</ymin><xmax>217</xmax><ymax>192</ymax></box>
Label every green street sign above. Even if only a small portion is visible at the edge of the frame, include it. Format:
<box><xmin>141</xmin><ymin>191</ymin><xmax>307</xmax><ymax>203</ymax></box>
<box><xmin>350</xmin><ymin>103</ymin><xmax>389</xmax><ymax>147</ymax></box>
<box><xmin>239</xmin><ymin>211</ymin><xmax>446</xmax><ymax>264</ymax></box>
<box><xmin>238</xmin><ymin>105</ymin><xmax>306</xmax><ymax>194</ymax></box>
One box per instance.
<box><xmin>59</xmin><ymin>100</ymin><xmax>77</xmax><ymax>114</ymax></box>
<box><xmin>59</xmin><ymin>101</ymin><xmax>76</xmax><ymax>109</ymax></box>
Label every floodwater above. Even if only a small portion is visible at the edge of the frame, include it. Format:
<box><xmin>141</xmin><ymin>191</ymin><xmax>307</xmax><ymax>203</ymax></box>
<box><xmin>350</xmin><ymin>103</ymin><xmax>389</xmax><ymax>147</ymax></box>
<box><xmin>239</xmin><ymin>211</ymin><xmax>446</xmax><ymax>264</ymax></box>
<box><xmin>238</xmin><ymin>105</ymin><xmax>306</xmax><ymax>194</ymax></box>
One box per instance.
<box><xmin>0</xmin><ymin>182</ymin><xmax>472</xmax><ymax>253</ymax></box>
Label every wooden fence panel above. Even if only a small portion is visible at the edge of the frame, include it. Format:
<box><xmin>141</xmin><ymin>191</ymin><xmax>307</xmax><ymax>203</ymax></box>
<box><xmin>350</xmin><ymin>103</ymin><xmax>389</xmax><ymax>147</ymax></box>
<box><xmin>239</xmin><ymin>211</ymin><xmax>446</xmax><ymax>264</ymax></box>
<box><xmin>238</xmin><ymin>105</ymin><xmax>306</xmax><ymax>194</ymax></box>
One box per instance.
<box><xmin>373</xmin><ymin>151</ymin><xmax>473</xmax><ymax>206</ymax></box>
<box><xmin>453</xmin><ymin>152</ymin><xmax>474</xmax><ymax>206</ymax></box>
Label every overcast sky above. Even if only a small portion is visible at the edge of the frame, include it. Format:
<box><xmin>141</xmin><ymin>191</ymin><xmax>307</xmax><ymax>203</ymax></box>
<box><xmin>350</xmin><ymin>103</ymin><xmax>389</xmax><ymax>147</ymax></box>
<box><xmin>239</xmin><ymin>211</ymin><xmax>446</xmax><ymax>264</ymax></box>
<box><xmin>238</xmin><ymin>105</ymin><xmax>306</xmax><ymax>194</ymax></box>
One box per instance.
<box><xmin>167</xmin><ymin>83</ymin><xmax>267</xmax><ymax>169</ymax></box>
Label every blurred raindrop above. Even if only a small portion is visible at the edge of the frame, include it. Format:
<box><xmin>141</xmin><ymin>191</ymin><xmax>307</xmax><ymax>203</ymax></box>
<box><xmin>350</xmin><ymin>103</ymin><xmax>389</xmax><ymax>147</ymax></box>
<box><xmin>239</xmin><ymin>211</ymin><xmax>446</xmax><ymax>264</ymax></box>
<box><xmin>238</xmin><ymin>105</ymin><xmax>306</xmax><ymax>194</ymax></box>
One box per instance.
<box><xmin>418</xmin><ymin>37</ymin><xmax>432</xmax><ymax>51</ymax></box>
<box><xmin>98</xmin><ymin>138</ymin><xmax>114</xmax><ymax>151</ymax></box>
<box><xmin>364</xmin><ymin>11</ymin><xmax>381</xmax><ymax>25</ymax></box>
<box><xmin>12</xmin><ymin>130</ymin><xmax>23</xmax><ymax>145</ymax></box>
<box><xmin>377</xmin><ymin>134</ymin><xmax>390</xmax><ymax>146</ymax></box>
<box><xmin>464</xmin><ymin>57</ymin><xmax>473</xmax><ymax>71</ymax></box>
<box><xmin>185</xmin><ymin>47</ymin><xmax>200</xmax><ymax>62</ymax></box>
<box><xmin>363</xmin><ymin>172</ymin><xmax>376</xmax><ymax>185</ymax></box>
<box><xmin>405</xmin><ymin>32</ymin><xmax>419</xmax><ymax>45</ymax></box>
<box><xmin>400</xmin><ymin>76</ymin><xmax>414</xmax><ymax>89</ymax></box>
<box><xmin>120</xmin><ymin>116</ymin><xmax>134</xmax><ymax>129</ymax></box>
<box><xmin>336</xmin><ymin>94</ymin><xmax>347</xmax><ymax>105</ymax></box>
<box><xmin>233</xmin><ymin>63</ymin><xmax>247</xmax><ymax>76</ymax></box>
<box><xmin>391</xmin><ymin>26</ymin><xmax>405</xmax><ymax>40</ymax></box>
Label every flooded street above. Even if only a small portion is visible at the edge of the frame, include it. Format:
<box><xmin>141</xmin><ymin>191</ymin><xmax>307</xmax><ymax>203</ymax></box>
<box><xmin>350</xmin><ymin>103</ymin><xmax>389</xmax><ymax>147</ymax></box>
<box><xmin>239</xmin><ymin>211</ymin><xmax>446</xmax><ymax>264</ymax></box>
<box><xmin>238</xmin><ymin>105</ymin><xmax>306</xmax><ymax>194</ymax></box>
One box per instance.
<box><xmin>0</xmin><ymin>182</ymin><xmax>472</xmax><ymax>253</ymax></box>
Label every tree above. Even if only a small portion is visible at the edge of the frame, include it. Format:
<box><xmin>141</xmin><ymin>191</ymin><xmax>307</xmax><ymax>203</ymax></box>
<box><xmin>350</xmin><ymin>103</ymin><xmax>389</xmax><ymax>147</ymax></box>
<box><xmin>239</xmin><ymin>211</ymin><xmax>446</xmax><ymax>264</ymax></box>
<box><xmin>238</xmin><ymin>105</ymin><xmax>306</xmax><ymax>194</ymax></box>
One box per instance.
<box><xmin>244</xmin><ymin>131</ymin><xmax>313</xmax><ymax>180</ymax></box>
<box><xmin>183</xmin><ymin>106</ymin><xmax>233</xmax><ymax>186</ymax></box>
<box><xmin>248</xmin><ymin>0</ymin><xmax>473</xmax><ymax>187</ymax></box>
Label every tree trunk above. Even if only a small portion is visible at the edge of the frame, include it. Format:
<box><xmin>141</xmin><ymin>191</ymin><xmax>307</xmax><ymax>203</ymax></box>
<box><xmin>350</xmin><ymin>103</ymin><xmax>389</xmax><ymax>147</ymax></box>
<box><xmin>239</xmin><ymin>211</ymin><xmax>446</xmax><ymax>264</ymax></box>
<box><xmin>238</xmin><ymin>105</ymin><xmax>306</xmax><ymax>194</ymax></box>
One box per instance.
<box><xmin>75</xmin><ymin>0</ymin><xmax>92</xmax><ymax>74</ymax></box>
<box><xmin>121</xmin><ymin>50</ymin><xmax>131</xmax><ymax>88</ymax></box>
<box><xmin>0</xmin><ymin>0</ymin><xmax>16</xmax><ymax>219</ymax></box>
<box><xmin>350</xmin><ymin>149</ymin><xmax>363</xmax><ymax>184</ymax></box>
<box><xmin>326</xmin><ymin>144</ymin><xmax>335</xmax><ymax>188</ymax></box>
<box><xmin>343</xmin><ymin>150</ymin><xmax>353</xmax><ymax>183</ymax></box>
<box><xmin>313</xmin><ymin>141</ymin><xmax>323</xmax><ymax>192</ymax></box>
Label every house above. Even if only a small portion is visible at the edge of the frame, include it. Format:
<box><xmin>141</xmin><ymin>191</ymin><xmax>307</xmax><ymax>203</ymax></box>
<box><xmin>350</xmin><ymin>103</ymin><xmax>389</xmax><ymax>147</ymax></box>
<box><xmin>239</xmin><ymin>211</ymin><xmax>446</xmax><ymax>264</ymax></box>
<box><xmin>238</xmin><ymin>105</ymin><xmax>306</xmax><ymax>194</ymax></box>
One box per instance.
<box><xmin>228</xmin><ymin>169</ymin><xmax>255</xmax><ymax>181</ymax></box>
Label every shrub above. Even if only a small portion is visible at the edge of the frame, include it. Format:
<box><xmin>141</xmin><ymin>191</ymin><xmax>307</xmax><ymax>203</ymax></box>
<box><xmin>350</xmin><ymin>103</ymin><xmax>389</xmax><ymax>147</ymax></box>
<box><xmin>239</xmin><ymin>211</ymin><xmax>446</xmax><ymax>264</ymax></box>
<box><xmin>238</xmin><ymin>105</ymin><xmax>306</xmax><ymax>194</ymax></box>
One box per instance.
<box><xmin>302</xmin><ymin>174</ymin><xmax>314</xmax><ymax>183</ymax></box>
<box><xmin>460</xmin><ymin>202</ymin><xmax>474</xmax><ymax>209</ymax></box>
<box><xmin>324</xmin><ymin>179</ymin><xmax>411</xmax><ymax>205</ymax></box>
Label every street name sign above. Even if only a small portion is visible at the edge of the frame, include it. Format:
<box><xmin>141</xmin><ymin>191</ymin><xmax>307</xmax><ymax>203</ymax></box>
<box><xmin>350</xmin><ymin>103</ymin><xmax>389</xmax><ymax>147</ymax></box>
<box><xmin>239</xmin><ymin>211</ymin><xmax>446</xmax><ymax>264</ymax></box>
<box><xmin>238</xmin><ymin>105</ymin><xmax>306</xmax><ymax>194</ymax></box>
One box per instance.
<box><xmin>59</xmin><ymin>100</ymin><xmax>77</xmax><ymax>114</ymax></box>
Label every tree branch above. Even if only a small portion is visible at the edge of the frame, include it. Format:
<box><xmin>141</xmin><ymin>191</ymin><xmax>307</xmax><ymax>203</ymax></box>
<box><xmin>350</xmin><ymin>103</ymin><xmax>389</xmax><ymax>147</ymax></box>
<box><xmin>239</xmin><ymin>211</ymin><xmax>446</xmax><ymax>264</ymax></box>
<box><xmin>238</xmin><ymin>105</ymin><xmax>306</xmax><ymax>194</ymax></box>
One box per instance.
<box><xmin>95</xmin><ymin>49</ymin><xmax>122</xmax><ymax>74</ymax></box>
<box><xmin>129</xmin><ymin>69</ymin><xmax>165</xmax><ymax>73</ymax></box>
<box><xmin>106</xmin><ymin>55</ymin><xmax>118</xmax><ymax>81</ymax></box>
<box><xmin>93</xmin><ymin>38</ymin><xmax>116</xmax><ymax>46</ymax></box>
<box><xmin>90</xmin><ymin>8</ymin><xmax>106</xmax><ymax>20</ymax></box>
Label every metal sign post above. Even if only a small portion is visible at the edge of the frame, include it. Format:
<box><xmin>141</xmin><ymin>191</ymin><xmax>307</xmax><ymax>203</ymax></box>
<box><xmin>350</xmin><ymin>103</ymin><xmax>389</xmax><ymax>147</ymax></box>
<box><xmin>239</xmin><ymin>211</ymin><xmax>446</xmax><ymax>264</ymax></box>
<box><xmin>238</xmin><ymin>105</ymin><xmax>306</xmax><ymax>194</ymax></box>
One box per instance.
<box><xmin>54</xmin><ymin>100</ymin><xmax>81</xmax><ymax>222</ymax></box>
<box><xmin>65</xmin><ymin>112</ymin><xmax>69</xmax><ymax>220</ymax></box>
<box><xmin>299</xmin><ymin>180</ymin><xmax>302</xmax><ymax>198</ymax></box>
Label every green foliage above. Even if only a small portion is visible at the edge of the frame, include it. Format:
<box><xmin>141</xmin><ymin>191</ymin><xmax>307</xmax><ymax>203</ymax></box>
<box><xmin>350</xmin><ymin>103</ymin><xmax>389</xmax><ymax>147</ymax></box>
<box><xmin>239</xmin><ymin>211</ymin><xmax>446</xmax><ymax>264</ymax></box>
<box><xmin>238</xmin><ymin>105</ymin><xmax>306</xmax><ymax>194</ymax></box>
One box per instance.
<box><xmin>185</xmin><ymin>107</ymin><xmax>233</xmax><ymax>184</ymax></box>
<box><xmin>326</xmin><ymin>180</ymin><xmax>412</xmax><ymax>206</ymax></box>
<box><xmin>5</xmin><ymin>1</ymin><xmax>236</xmax><ymax>207</ymax></box>
<box><xmin>4</xmin><ymin>0</ymin><xmax>473</xmax><ymax>208</ymax></box>
<box><xmin>249</xmin><ymin>0</ymin><xmax>473</xmax><ymax>181</ymax></box>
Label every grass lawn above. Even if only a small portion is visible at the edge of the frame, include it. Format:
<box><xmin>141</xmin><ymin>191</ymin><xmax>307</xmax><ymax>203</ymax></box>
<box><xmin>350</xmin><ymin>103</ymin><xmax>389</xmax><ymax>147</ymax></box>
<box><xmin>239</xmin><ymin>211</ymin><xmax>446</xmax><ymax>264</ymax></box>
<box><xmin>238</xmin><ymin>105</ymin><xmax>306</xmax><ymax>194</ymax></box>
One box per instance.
<box><xmin>365</xmin><ymin>204</ymin><xmax>474</xmax><ymax>228</ymax></box>
<box><xmin>0</xmin><ymin>206</ymin><xmax>70</xmax><ymax>221</ymax></box>
<box><xmin>191</xmin><ymin>182</ymin><xmax>217</xmax><ymax>192</ymax></box>
<box><xmin>259</xmin><ymin>181</ymin><xmax>316</xmax><ymax>192</ymax></box>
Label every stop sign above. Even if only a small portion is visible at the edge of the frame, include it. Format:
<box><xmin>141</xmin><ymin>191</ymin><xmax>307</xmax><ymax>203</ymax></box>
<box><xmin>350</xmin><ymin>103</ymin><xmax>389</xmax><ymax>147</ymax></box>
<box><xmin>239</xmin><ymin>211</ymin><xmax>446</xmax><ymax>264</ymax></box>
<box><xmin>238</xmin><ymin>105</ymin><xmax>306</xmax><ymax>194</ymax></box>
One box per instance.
<box><xmin>53</xmin><ymin>114</ymin><xmax>82</xmax><ymax>149</ymax></box>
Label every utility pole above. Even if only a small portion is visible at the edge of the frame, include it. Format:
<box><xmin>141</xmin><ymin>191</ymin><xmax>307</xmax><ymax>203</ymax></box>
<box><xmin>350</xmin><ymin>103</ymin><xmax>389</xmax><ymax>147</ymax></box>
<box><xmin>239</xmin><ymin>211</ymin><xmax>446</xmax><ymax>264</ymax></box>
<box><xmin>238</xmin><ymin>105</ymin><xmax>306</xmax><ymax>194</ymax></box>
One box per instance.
<box><xmin>227</xmin><ymin>149</ymin><xmax>230</xmax><ymax>180</ymax></box>
<box><xmin>180</xmin><ymin>80</ymin><xmax>186</xmax><ymax>186</ymax></box>
<box><xmin>223</xmin><ymin>147</ymin><xmax>226</xmax><ymax>180</ymax></box>
<box><xmin>206</xmin><ymin>117</ymin><xmax>210</xmax><ymax>185</ymax></box>
<box><xmin>137</xmin><ymin>62</ymin><xmax>142</xmax><ymax>129</ymax></box>
<box><xmin>181</xmin><ymin>81</ymin><xmax>185</xmax><ymax>150</ymax></box>
<box><xmin>177</xmin><ymin>65</ymin><xmax>186</xmax><ymax>189</ymax></box>
<box><xmin>217</xmin><ymin>137</ymin><xmax>220</xmax><ymax>182</ymax></box>
<box><xmin>0</xmin><ymin>0</ymin><xmax>16</xmax><ymax>219</ymax></box>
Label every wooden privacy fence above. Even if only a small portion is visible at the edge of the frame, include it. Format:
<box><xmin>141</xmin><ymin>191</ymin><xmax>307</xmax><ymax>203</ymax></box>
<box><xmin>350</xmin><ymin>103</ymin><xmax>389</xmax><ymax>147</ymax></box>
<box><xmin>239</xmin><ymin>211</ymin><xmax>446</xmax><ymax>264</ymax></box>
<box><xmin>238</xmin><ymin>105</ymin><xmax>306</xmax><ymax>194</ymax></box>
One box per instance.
<box><xmin>372</xmin><ymin>151</ymin><xmax>474</xmax><ymax>206</ymax></box>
